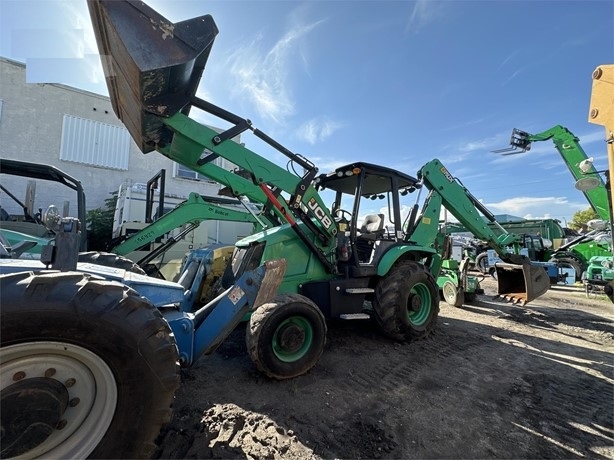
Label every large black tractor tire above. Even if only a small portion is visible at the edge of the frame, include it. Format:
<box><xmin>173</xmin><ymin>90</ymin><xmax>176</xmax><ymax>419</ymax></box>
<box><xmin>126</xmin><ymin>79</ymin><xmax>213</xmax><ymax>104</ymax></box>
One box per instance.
<box><xmin>373</xmin><ymin>260</ymin><xmax>440</xmax><ymax>341</ymax></box>
<box><xmin>475</xmin><ymin>252</ymin><xmax>489</xmax><ymax>274</ymax></box>
<box><xmin>78</xmin><ymin>251</ymin><xmax>147</xmax><ymax>275</ymax></box>
<box><xmin>0</xmin><ymin>271</ymin><xmax>180</xmax><ymax>459</ymax></box>
<box><xmin>550</xmin><ymin>254</ymin><xmax>584</xmax><ymax>282</ymax></box>
<box><xmin>246</xmin><ymin>293</ymin><xmax>327</xmax><ymax>380</ymax></box>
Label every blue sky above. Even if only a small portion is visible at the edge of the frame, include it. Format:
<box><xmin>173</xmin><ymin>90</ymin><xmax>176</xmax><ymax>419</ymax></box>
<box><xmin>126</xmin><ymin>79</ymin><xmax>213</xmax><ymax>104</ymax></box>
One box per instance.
<box><xmin>1</xmin><ymin>0</ymin><xmax>613</xmax><ymax>227</ymax></box>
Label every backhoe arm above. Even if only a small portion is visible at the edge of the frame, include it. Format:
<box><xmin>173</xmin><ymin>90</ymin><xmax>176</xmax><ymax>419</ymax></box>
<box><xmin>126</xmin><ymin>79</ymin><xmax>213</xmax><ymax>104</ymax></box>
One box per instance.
<box><xmin>414</xmin><ymin>159</ymin><xmax>550</xmax><ymax>304</ymax></box>
<box><xmin>417</xmin><ymin>159</ymin><xmax>521</xmax><ymax>261</ymax></box>
<box><xmin>111</xmin><ymin>192</ymin><xmax>265</xmax><ymax>256</ymax></box>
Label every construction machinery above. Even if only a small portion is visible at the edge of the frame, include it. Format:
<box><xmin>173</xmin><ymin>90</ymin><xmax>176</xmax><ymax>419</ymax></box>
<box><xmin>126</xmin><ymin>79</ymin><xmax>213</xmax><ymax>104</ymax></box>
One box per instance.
<box><xmin>587</xmin><ymin>64</ymin><xmax>614</xmax><ymax>300</ymax></box>
<box><xmin>494</xmin><ymin>125</ymin><xmax>610</xmax><ymax>220</ymax></box>
<box><xmin>86</xmin><ymin>0</ymin><xmax>548</xmax><ymax>375</ymax></box>
<box><xmin>0</xmin><ymin>158</ymin><xmax>88</xmax><ymax>253</ymax></box>
<box><xmin>0</xmin><ymin>1</ymin><xmax>549</xmax><ymax>456</ymax></box>
<box><xmin>0</xmin><ymin>156</ymin><xmax>268</xmax><ymax>288</ymax></box>
<box><xmin>494</xmin><ymin>125</ymin><xmax>613</xmax><ymax>280</ymax></box>
<box><xmin>0</xmin><ymin>213</ymin><xmax>286</xmax><ymax>459</ymax></box>
<box><xmin>107</xmin><ymin>168</ymin><xmax>273</xmax><ymax>279</ymax></box>
<box><xmin>0</xmin><ymin>201</ymin><xmax>285</xmax><ymax>459</ymax></box>
<box><xmin>444</xmin><ymin>218</ymin><xmax>581</xmax><ymax>284</ymax></box>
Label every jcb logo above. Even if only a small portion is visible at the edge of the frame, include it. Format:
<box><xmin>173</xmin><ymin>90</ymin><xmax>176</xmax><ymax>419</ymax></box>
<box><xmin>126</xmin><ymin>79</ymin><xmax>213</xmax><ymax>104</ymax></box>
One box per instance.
<box><xmin>440</xmin><ymin>166</ymin><xmax>454</xmax><ymax>183</ymax></box>
<box><xmin>308</xmin><ymin>198</ymin><xmax>333</xmax><ymax>229</ymax></box>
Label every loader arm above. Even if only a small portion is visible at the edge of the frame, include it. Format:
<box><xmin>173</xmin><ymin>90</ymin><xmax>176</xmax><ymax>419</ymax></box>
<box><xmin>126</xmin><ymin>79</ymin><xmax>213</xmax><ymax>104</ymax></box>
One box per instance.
<box><xmin>111</xmin><ymin>192</ymin><xmax>267</xmax><ymax>256</ymax></box>
<box><xmin>499</xmin><ymin>126</ymin><xmax>610</xmax><ymax>221</ymax></box>
<box><xmin>87</xmin><ymin>0</ymin><xmax>337</xmax><ymax>273</ymax></box>
<box><xmin>412</xmin><ymin>159</ymin><xmax>550</xmax><ymax>304</ymax></box>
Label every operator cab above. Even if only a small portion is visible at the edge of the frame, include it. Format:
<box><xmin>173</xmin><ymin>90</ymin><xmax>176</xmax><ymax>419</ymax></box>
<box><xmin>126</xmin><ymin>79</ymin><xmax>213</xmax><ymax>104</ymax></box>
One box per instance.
<box><xmin>316</xmin><ymin>162</ymin><xmax>420</xmax><ymax>271</ymax></box>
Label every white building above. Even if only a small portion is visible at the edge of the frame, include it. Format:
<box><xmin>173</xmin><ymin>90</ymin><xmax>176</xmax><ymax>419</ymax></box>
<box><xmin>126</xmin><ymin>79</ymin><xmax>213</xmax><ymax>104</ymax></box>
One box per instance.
<box><xmin>0</xmin><ymin>56</ymin><xmax>234</xmax><ymax>221</ymax></box>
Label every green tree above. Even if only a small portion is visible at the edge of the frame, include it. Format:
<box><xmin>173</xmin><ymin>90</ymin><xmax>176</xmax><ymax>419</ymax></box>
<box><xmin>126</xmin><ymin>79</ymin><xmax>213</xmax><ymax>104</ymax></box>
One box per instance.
<box><xmin>86</xmin><ymin>192</ymin><xmax>117</xmax><ymax>251</ymax></box>
<box><xmin>569</xmin><ymin>208</ymin><xmax>599</xmax><ymax>231</ymax></box>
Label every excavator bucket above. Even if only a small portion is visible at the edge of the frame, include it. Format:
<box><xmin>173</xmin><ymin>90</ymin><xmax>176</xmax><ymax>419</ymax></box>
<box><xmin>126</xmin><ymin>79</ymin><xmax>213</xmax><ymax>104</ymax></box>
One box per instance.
<box><xmin>87</xmin><ymin>0</ymin><xmax>218</xmax><ymax>152</ymax></box>
<box><xmin>494</xmin><ymin>261</ymin><xmax>550</xmax><ymax>305</ymax></box>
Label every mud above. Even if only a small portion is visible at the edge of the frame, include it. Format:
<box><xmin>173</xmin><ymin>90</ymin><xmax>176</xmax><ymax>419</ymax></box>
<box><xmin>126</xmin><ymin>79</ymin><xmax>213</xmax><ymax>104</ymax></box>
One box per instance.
<box><xmin>154</xmin><ymin>277</ymin><xmax>614</xmax><ymax>459</ymax></box>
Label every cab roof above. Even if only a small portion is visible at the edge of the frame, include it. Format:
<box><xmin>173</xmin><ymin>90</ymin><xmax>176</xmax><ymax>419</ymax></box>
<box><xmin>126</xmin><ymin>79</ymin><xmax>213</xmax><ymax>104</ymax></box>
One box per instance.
<box><xmin>316</xmin><ymin>162</ymin><xmax>419</xmax><ymax>196</ymax></box>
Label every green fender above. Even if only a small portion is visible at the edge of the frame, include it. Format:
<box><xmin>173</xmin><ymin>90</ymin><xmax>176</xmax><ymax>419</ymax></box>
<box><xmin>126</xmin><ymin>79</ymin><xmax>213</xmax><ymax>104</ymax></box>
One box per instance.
<box><xmin>377</xmin><ymin>245</ymin><xmax>437</xmax><ymax>277</ymax></box>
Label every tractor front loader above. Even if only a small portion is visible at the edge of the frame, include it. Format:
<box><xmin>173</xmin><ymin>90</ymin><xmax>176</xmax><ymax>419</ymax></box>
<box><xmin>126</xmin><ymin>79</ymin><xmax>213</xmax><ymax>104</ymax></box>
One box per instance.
<box><xmin>0</xmin><ymin>213</ymin><xmax>286</xmax><ymax>458</ymax></box>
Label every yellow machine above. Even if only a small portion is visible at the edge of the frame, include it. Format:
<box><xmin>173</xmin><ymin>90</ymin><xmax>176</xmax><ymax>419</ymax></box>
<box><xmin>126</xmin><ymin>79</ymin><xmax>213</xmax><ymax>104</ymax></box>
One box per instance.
<box><xmin>588</xmin><ymin>64</ymin><xmax>614</xmax><ymax>300</ymax></box>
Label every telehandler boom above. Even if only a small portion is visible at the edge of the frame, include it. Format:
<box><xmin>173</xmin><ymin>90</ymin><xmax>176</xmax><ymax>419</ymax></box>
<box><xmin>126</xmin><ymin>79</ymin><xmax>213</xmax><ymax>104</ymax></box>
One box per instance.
<box><xmin>494</xmin><ymin>125</ymin><xmax>610</xmax><ymax>221</ymax></box>
<box><xmin>495</xmin><ymin>124</ymin><xmax>613</xmax><ymax>280</ymax></box>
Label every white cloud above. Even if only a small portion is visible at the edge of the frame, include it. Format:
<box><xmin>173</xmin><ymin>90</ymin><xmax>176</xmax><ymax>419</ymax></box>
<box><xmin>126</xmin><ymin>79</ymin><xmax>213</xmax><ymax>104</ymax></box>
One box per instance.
<box><xmin>225</xmin><ymin>16</ymin><xmax>325</xmax><ymax>124</ymax></box>
<box><xmin>405</xmin><ymin>0</ymin><xmax>444</xmax><ymax>34</ymax></box>
<box><xmin>496</xmin><ymin>50</ymin><xmax>520</xmax><ymax>72</ymax></box>
<box><xmin>309</xmin><ymin>156</ymin><xmax>348</xmax><ymax>174</ymax></box>
<box><xmin>501</xmin><ymin>68</ymin><xmax>524</xmax><ymax>86</ymax></box>
<box><xmin>482</xmin><ymin>196</ymin><xmax>586</xmax><ymax>221</ymax></box>
<box><xmin>297</xmin><ymin>117</ymin><xmax>344</xmax><ymax>145</ymax></box>
<box><xmin>458</xmin><ymin>132</ymin><xmax>508</xmax><ymax>153</ymax></box>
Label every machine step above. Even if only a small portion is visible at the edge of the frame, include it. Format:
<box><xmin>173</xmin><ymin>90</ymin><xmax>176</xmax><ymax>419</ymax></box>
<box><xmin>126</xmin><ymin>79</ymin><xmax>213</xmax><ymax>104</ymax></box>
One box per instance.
<box><xmin>345</xmin><ymin>288</ymin><xmax>374</xmax><ymax>294</ymax></box>
<box><xmin>339</xmin><ymin>313</ymin><xmax>371</xmax><ymax>320</ymax></box>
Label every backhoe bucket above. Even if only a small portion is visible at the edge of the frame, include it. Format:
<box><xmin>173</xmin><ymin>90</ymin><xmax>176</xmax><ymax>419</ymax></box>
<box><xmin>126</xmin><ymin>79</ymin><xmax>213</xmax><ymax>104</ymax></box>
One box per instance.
<box><xmin>87</xmin><ymin>0</ymin><xmax>218</xmax><ymax>152</ymax></box>
<box><xmin>495</xmin><ymin>261</ymin><xmax>550</xmax><ymax>305</ymax></box>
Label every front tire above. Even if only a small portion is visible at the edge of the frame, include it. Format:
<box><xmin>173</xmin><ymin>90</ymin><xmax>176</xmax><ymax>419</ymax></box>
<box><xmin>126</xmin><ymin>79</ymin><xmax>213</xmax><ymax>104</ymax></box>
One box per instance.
<box><xmin>246</xmin><ymin>294</ymin><xmax>327</xmax><ymax>380</ymax></box>
<box><xmin>373</xmin><ymin>260</ymin><xmax>439</xmax><ymax>341</ymax></box>
<box><xmin>0</xmin><ymin>271</ymin><xmax>179</xmax><ymax>459</ymax></box>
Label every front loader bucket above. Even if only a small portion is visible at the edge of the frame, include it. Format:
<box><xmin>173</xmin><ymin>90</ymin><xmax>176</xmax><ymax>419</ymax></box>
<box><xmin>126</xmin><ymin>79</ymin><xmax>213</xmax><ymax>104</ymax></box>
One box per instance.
<box><xmin>87</xmin><ymin>0</ymin><xmax>218</xmax><ymax>152</ymax></box>
<box><xmin>495</xmin><ymin>261</ymin><xmax>550</xmax><ymax>305</ymax></box>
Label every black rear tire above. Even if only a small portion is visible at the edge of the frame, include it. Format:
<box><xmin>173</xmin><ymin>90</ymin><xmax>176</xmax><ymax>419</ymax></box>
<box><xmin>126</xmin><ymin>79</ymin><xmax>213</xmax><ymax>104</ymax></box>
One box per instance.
<box><xmin>247</xmin><ymin>294</ymin><xmax>326</xmax><ymax>380</ymax></box>
<box><xmin>0</xmin><ymin>271</ymin><xmax>179</xmax><ymax>459</ymax></box>
<box><xmin>550</xmin><ymin>254</ymin><xmax>583</xmax><ymax>282</ymax></box>
<box><xmin>373</xmin><ymin>260</ymin><xmax>439</xmax><ymax>341</ymax></box>
<box><xmin>78</xmin><ymin>251</ymin><xmax>146</xmax><ymax>275</ymax></box>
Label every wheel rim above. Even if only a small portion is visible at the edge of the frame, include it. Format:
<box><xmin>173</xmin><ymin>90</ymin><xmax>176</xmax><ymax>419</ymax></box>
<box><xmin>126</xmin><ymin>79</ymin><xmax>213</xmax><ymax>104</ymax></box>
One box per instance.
<box><xmin>272</xmin><ymin>316</ymin><xmax>313</xmax><ymax>363</ymax></box>
<box><xmin>442</xmin><ymin>281</ymin><xmax>458</xmax><ymax>304</ymax></box>
<box><xmin>1</xmin><ymin>342</ymin><xmax>117</xmax><ymax>459</ymax></box>
<box><xmin>407</xmin><ymin>283</ymin><xmax>432</xmax><ymax>326</ymax></box>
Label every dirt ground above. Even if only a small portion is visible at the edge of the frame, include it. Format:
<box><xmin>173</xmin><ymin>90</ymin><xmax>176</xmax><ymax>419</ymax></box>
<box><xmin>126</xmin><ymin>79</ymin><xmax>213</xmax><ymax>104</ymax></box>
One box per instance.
<box><xmin>154</xmin><ymin>274</ymin><xmax>614</xmax><ymax>459</ymax></box>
